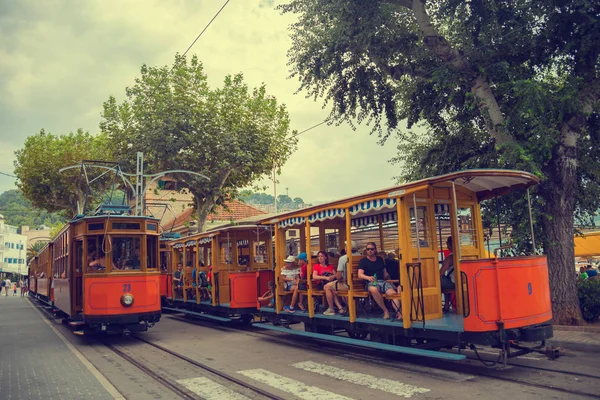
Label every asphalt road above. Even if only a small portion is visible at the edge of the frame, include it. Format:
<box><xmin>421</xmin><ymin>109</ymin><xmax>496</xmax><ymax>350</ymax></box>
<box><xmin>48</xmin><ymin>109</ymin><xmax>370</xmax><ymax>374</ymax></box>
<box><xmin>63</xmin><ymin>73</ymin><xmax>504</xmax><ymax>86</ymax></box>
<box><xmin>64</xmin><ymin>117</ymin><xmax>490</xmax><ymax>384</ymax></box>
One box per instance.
<box><xmin>48</xmin><ymin>312</ymin><xmax>600</xmax><ymax>400</ymax></box>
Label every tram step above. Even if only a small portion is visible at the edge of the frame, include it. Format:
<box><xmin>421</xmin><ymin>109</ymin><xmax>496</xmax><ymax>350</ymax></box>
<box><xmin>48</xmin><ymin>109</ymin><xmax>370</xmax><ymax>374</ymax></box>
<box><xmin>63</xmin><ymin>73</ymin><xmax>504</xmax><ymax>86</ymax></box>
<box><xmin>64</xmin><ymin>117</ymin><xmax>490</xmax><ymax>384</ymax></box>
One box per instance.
<box><xmin>162</xmin><ymin>307</ymin><xmax>231</xmax><ymax>322</ymax></box>
<box><xmin>69</xmin><ymin>321</ymin><xmax>85</xmax><ymax>327</ymax></box>
<box><xmin>252</xmin><ymin>323</ymin><xmax>466</xmax><ymax>361</ymax></box>
<box><xmin>73</xmin><ymin>331</ymin><xmax>85</xmax><ymax>336</ymax></box>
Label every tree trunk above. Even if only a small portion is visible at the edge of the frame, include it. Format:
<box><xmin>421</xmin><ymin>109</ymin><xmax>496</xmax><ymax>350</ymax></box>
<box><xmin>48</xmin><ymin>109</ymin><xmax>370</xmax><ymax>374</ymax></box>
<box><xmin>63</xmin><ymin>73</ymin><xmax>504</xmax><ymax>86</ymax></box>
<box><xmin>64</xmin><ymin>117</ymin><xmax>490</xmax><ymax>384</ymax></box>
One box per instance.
<box><xmin>539</xmin><ymin>124</ymin><xmax>583</xmax><ymax>325</ymax></box>
<box><xmin>196</xmin><ymin>198</ymin><xmax>214</xmax><ymax>234</ymax></box>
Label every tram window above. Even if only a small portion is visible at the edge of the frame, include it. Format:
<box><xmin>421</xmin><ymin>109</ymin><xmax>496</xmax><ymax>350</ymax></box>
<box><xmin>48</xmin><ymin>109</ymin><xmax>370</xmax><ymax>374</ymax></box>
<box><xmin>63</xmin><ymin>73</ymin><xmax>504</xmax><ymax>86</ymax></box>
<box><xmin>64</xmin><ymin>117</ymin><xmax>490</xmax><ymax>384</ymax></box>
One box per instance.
<box><xmin>88</xmin><ymin>223</ymin><xmax>104</xmax><ymax>231</ymax></box>
<box><xmin>410</xmin><ymin>206</ymin><xmax>431</xmax><ymax>248</ymax></box>
<box><xmin>147</xmin><ymin>223</ymin><xmax>158</xmax><ymax>231</ymax></box>
<box><xmin>220</xmin><ymin>241</ymin><xmax>232</xmax><ymax>264</ymax></box>
<box><xmin>74</xmin><ymin>241</ymin><xmax>83</xmax><ymax>274</ymax></box>
<box><xmin>112</xmin><ymin>222</ymin><xmax>141</xmax><ymax>230</ymax></box>
<box><xmin>457</xmin><ymin>207</ymin><xmax>477</xmax><ymax>247</ymax></box>
<box><xmin>87</xmin><ymin>236</ymin><xmax>107</xmax><ymax>272</ymax></box>
<box><xmin>147</xmin><ymin>236</ymin><xmax>158</xmax><ymax>270</ymax></box>
<box><xmin>254</xmin><ymin>241</ymin><xmax>266</xmax><ymax>264</ymax></box>
<box><xmin>112</xmin><ymin>237</ymin><xmax>141</xmax><ymax>271</ymax></box>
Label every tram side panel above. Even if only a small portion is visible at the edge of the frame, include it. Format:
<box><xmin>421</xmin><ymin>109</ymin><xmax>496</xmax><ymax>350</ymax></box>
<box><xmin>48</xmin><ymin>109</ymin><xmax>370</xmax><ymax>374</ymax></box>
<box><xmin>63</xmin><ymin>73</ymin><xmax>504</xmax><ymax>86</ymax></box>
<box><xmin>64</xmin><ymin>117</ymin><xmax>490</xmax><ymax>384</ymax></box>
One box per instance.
<box><xmin>159</xmin><ymin>273</ymin><xmax>172</xmax><ymax>299</ymax></box>
<box><xmin>53</xmin><ymin>278</ymin><xmax>71</xmax><ymax>315</ymax></box>
<box><xmin>83</xmin><ymin>275</ymin><xmax>161</xmax><ymax>320</ymax></box>
<box><xmin>462</xmin><ymin>256</ymin><xmax>552</xmax><ymax>332</ymax></box>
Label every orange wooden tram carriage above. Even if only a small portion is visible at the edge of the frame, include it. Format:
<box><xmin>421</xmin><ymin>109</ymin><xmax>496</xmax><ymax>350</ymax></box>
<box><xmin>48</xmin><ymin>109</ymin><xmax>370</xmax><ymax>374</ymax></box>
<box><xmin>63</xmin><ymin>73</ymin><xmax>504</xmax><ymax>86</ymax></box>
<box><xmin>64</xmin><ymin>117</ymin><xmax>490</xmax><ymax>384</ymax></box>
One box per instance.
<box><xmin>29</xmin><ymin>212</ymin><xmax>162</xmax><ymax>334</ymax></box>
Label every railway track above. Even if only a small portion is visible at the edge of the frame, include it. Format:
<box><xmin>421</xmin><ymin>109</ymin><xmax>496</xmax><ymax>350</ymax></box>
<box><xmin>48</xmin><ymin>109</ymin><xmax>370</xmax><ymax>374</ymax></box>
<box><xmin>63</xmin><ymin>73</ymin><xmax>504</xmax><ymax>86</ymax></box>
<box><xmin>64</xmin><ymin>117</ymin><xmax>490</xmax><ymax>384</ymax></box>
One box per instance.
<box><xmin>168</xmin><ymin>313</ymin><xmax>600</xmax><ymax>399</ymax></box>
<box><xmin>105</xmin><ymin>337</ymin><xmax>286</xmax><ymax>400</ymax></box>
<box><xmin>31</xmin><ymin>299</ymin><xmax>284</xmax><ymax>400</ymax></box>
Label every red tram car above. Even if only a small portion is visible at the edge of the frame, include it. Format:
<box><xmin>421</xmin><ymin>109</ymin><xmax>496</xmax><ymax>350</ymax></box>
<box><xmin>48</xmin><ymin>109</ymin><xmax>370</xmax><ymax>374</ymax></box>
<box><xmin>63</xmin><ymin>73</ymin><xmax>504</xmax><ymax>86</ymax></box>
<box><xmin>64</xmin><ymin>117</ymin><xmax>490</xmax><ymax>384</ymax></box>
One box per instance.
<box><xmin>30</xmin><ymin>208</ymin><xmax>162</xmax><ymax>335</ymax></box>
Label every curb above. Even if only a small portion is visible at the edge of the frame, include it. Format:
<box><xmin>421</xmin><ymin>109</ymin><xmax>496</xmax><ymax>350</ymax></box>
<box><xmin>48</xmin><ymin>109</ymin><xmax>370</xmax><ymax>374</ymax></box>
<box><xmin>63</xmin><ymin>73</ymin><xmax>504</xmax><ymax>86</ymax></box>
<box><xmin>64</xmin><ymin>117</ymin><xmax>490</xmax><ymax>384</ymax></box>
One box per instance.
<box><xmin>548</xmin><ymin>339</ymin><xmax>600</xmax><ymax>354</ymax></box>
<box><xmin>553</xmin><ymin>324</ymin><xmax>600</xmax><ymax>333</ymax></box>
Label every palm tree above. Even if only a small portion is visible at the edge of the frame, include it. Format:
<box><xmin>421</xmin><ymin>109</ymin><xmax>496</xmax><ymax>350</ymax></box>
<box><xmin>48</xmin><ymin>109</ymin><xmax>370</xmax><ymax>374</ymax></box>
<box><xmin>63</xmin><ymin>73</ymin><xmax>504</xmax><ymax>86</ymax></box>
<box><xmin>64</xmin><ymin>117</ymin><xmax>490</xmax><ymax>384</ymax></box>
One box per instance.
<box><xmin>27</xmin><ymin>241</ymin><xmax>48</xmax><ymax>263</ymax></box>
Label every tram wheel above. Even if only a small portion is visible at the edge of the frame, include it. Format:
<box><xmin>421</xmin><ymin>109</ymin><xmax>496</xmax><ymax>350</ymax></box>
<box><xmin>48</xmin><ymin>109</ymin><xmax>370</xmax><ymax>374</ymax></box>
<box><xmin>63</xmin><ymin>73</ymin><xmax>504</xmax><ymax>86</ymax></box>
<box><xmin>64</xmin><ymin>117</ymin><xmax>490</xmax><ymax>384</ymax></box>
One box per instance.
<box><xmin>239</xmin><ymin>314</ymin><xmax>254</xmax><ymax>325</ymax></box>
<box><xmin>347</xmin><ymin>330</ymin><xmax>368</xmax><ymax>340</ymax></box>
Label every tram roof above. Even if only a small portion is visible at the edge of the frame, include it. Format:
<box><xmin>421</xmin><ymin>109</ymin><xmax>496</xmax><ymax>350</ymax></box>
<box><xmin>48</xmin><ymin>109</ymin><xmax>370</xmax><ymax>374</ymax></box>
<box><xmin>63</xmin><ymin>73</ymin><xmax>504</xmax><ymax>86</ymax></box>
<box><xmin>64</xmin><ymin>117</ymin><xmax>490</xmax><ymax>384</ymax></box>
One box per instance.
<box><xmin>263</xmin><ymin>169</ymin><xmax>539</xmax><ymax>225</ymax></box>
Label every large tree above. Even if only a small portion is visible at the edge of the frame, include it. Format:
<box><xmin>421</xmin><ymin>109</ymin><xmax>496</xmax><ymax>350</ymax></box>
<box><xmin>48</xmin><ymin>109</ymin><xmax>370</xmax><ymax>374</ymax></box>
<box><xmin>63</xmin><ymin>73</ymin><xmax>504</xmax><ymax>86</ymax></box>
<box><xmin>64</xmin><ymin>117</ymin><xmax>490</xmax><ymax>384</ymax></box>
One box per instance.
<box><xmin>14</xmin><ymin>129</ymin><xmax>112</xmax><ymax>217</ymax></box>
<box><xmin>280</xmin><ymin>0</ymin><xmax>600</xmax><ymax>324</ymax></box>
<box><xmin>101</xmin><ymin>55</ymin><xmax>297</xmax><ymax>232</ymax></box>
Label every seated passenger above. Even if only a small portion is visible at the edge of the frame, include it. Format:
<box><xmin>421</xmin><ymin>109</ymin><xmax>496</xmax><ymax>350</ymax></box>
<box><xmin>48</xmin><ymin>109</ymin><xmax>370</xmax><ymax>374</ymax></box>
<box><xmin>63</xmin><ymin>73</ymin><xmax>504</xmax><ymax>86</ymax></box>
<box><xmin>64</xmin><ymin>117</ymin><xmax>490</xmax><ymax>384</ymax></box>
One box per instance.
<box><xmin>357</xmin><ymin>242</ymin><xmax>401</xmax><ymax>320</ymax></box>
<box><xmin>312</xmin><ymin>250</ymin><xmax>336</xmax><ymax>315</ymax></box>
<box><xmin>385</xmin><ymin>252</ymin><xmax>400</xmax><ymax>283</ymax></box>
<box><xmin>88</xmin><ymin>251</ymin><xmax>106</xmax><ymax>271</ymax></box>
<box><xmin>439</xmin><ymin>236</ymin><xmax>455</xmax><ymax>313</ymax></box>
<box><xmin>173</xmin><ymin>263</ymin><xmax>184</xmax><ymax>294</ymax></box>
<box><xmin>290</xmin><ymin>252</ymin><xmax>308</xmax><ymax>312</ymax></box>
<box><xmin>323</xmin><ymin>242</ymin><xmax>360</xmax><ymax>316</ymax></box>
<box><xmin>282</xmin><ymin>256</ymin><xmax>300</xmax><ymax>313</ymax></box>
<box><xmin>258</xmin><ymin>281</ymin><xmax>274</xmax><ymax>308</ymax></box>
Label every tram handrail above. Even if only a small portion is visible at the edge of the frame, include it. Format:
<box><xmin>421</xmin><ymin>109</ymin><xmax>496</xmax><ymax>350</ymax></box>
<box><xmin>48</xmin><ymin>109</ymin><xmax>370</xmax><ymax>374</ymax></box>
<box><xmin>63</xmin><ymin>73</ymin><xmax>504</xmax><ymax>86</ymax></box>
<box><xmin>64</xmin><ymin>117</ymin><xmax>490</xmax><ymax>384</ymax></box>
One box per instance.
<box><xmin>460</xmin><ymin>271</ymin><xmax>470</xmax><ymax>317</ymax></box>
<box><xmin>407</xmin><ymin>262</ymin><xmax>425</xmax><ymax>328</ymax></box>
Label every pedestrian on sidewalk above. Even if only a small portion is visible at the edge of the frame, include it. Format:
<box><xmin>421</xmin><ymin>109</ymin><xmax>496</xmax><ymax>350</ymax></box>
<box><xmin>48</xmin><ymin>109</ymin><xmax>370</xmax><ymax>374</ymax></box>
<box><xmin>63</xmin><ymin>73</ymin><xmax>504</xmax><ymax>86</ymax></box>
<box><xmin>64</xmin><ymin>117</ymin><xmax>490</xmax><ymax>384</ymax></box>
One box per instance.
<box><xmin>13</xmin><ymin>282</ymin><xmax>17</xmax><ymax>296</ymax></box>
<box><xmin>4</xmin><ymin>278</ymin><xmax>11</xmax><ymax>296</ymax></box>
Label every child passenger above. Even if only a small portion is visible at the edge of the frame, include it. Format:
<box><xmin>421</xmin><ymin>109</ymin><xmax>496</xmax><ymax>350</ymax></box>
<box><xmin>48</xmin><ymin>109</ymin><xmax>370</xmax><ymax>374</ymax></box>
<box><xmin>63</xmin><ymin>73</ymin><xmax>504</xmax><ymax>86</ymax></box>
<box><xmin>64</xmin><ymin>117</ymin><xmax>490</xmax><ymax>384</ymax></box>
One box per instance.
<box><xmin>282</xmin><ymin>256</ymin><xmax>299</xmax><ymax>313</ymax></box>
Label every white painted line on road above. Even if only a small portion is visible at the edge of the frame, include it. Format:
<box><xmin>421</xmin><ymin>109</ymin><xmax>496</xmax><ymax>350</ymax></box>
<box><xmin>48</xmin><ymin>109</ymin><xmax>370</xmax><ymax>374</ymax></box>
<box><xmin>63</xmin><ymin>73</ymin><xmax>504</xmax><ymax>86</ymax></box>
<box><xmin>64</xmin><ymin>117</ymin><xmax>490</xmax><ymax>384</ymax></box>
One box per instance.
<box><xmin>177</xmin><ymin>377</ymin><xmax>251</xmax><ymax>400</ymax></box>
<box><xmin>292</xmin><ymin>360</ymin><xmax>430</xmax><ymax>398</ymax></box>
<box><xmin>238</xmin><ymin>368</ymin><xmax>353</xmax><ymax>400</ymax></box>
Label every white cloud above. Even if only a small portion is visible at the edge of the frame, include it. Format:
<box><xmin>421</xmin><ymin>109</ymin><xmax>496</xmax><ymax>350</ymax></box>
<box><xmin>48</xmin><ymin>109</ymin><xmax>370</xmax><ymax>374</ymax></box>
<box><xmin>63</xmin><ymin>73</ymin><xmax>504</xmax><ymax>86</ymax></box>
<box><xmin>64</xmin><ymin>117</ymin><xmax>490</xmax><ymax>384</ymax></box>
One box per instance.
<box><xmin>0</xmin><ymin>0</ymin><xmax>407</xmax><ymax>204</ymax></box>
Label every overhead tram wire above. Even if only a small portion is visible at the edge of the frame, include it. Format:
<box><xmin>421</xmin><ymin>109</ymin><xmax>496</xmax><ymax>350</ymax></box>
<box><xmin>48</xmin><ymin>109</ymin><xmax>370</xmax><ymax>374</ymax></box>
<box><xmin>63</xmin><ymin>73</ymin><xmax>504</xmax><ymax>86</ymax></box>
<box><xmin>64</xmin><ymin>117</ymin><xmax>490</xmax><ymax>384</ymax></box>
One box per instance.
<box><xmin>123</xmin><ymin>0</ymin><xmax>230</xmax><ymax>130</ymax></box>
<box><xmin>0</xmin><ymin>171</ymin><xmax>17</xmax><ymax>178</ymax></box>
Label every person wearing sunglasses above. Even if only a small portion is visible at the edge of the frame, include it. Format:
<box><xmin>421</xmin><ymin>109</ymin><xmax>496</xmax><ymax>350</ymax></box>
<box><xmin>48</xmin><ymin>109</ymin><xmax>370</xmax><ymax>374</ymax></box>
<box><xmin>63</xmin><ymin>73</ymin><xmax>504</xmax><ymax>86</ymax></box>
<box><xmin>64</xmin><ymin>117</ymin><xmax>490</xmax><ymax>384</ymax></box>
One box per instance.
<box><xmin>357</xmin><ymin>242</ymin><xmax>401</xmax><ymax>320</ymax></box>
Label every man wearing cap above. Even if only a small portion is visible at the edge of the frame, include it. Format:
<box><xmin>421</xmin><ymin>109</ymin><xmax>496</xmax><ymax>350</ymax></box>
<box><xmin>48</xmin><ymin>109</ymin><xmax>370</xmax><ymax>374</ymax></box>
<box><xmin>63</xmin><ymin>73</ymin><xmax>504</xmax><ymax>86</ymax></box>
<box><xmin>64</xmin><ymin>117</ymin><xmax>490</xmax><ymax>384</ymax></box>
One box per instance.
<box><xmin>323</xmin><ymin>241</ymin><xmax>360</xmax><ymax>315</ymax></box>
<box><xmin>282</xmin><ymin>255</ymin><xmax>300</xmax><ymax>312</ymax></box>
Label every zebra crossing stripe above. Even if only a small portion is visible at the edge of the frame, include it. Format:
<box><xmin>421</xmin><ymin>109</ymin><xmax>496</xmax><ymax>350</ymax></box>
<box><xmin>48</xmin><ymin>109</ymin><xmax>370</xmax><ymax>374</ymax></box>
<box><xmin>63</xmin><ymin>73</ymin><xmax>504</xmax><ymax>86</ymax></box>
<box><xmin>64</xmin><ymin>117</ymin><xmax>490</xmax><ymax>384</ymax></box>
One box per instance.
<box><xmin>292</xmin><ymin>361</ymin><xmax>430</xmax><ymax>398</ymax></box>
<box><xmin>237</xmin><ymin>368</ymin><xmax>353</xmax><ymax>400</ymax></box>
<box><xmin>177</xmin><ymin>377</ymin><xmax>251</xmax><ymax>400</ymax></box>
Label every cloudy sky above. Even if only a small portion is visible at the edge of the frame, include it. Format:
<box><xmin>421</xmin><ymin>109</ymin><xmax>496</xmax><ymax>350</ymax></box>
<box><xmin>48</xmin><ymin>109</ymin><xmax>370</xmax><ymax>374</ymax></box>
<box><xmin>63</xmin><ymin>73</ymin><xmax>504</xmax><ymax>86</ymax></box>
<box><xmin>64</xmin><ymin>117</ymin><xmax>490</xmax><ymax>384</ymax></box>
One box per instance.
<box><xmin>0</xmin><ymin>0</ymin><xmax>410</xmax><ymax>205</ymax></box>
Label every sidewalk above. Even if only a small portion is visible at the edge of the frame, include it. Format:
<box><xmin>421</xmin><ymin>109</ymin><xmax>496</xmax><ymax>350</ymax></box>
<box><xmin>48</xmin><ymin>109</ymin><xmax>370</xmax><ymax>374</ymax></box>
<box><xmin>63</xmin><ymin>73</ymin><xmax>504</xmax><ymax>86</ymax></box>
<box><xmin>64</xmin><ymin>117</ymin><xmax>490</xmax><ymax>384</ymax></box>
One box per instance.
<box><xmin>549</xmin><ymin>324</ymin><xmax>600</xmax><ymax>353</ymax></box>
<box><xmin>0</xmin><ymin>294</ymin><xmax>117</xmax><ymax>399</ymax></box>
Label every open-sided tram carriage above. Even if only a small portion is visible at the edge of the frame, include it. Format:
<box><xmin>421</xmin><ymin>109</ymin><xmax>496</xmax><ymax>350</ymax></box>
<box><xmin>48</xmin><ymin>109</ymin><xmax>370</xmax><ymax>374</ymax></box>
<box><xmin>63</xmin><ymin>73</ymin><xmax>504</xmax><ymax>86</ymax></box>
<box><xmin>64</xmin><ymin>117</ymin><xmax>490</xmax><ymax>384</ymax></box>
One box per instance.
<box><xmin>30</xmin><ymin>207</ymin><xmax>162</xmax><ymax>335</ymax></box>
<box><xmin>163</xmin><ymin>217</ymin><xmax>273</xmax><ymax>323</ymax></box>
<box><xmin>162</xmin><ymin>170</ymin><xmax>553</xmax><ymax>362</ymax></box>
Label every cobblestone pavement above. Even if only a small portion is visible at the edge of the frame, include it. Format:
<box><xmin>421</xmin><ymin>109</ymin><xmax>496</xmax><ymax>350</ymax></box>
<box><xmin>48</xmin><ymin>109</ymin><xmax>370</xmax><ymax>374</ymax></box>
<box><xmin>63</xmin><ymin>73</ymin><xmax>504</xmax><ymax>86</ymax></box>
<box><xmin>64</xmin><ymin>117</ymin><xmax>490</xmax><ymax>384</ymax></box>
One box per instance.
<box><xmin>0</xmin><ymin>295</ymin><xmax>115</xmax><ymax>400</ymax></box>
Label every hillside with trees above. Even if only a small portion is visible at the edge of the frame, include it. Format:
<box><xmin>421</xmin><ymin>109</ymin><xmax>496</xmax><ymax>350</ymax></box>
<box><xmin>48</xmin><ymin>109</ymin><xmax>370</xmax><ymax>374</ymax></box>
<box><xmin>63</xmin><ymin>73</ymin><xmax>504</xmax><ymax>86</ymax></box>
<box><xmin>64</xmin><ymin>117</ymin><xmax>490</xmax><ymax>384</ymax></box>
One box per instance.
<box><xmin>0</xmin><ymin>190</ymin><xmax>65</xmax><ymax>228</ymax></box>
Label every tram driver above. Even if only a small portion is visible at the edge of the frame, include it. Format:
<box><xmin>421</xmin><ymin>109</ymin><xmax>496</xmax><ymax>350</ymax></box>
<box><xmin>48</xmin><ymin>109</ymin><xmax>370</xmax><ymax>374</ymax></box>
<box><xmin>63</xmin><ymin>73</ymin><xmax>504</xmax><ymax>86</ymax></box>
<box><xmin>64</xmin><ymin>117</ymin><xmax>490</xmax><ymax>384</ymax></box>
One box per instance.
<box><xmin>88</xmin><ymin>250</ymin><xmax>106</xmax><ymax>271</ymax></box>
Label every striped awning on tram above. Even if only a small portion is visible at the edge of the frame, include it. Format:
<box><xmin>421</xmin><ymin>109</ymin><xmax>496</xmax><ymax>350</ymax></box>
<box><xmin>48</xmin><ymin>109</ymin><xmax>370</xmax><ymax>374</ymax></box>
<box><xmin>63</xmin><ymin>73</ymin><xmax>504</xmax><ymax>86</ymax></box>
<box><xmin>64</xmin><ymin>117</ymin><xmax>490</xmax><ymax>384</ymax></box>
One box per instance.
<box><xmin>173</xmin><ymin>243</ymin><xmax>184</xmax><ymax>249</ymax></box>
<box><xmin>198</xmin><ymin>237</ymin><xmax>212</xmax><ymax>245</ymax></box>
<box><xmin>308</xmin><ymin>208</ymin><xmax>345</xmax><ymax>223</ymax></box>
<box><xmin>349</xmin><ymin>198</ymin><xmax>396</xmax><ymax>215</ymax></box>
<box><xmin>278</xmin><ymin>216</ymin><xmax>306</xmax><ymax>228</ymax></box>
<box><xmin>237</xmin><ymin>239</ymin><xmax>249</xmax><ymax>246</ymax></box>
<box><xmin>185</xmin><ymin>240</ymin><xmax>196</xmax><ymax>247</ymax></box>
<box><xmin>351</xmin><ymin>211</ymin><xmax>397</xmax><ymax>227</ymax></box>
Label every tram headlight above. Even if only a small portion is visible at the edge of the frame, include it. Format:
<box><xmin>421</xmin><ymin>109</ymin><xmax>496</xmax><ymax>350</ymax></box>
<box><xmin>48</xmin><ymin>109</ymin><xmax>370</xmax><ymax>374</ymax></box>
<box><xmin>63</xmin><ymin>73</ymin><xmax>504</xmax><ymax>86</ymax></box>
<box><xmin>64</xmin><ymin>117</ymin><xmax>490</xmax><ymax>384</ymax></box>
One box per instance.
<box><xmin>120</xmin><ymin>293</ymin><xmax>134</xmax><ymax>307</ymax></box>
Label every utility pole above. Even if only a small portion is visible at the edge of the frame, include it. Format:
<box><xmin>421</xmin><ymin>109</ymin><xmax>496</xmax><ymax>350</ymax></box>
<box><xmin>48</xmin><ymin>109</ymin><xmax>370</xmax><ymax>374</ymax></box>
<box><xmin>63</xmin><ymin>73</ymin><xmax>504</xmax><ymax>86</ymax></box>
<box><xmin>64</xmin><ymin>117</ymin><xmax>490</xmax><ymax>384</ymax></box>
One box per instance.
<box><xmin>18</xmin><ymin>240</ymin><xmax>22</xmax><ymax>281</ymax></box>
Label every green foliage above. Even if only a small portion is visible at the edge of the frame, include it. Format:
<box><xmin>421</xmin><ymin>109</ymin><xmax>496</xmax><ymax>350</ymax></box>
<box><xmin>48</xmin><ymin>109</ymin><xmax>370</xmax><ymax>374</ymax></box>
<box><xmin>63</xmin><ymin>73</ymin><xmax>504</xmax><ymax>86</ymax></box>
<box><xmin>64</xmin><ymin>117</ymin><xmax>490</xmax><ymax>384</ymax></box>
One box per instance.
<box><xmin>0</xmin><ymin>190</ymin><xmax>65</xmax><ymax>227</ymax></box>
<box><xmin>27</xmin><ymin>241</ymin><xmax>48</xmax><ymax>262</ymax></box>
<box><xmin>578</xmin><ymin>279</ymin><xmax>600</xmax><ymax>322</ymax></box>
<box><xmin>13</xmin><ymin>129</ymin><xmax>112</xmax><ymax>216</ymax></box>
<box><xmin>101</xmin><ymin>54</ymin><xmax>297</xmax><ymax>232</ymax></box>
<box><xmin>238</xmin><ymin>190</ymin><xmax>309</xmax><ymax>210</ymax></box>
